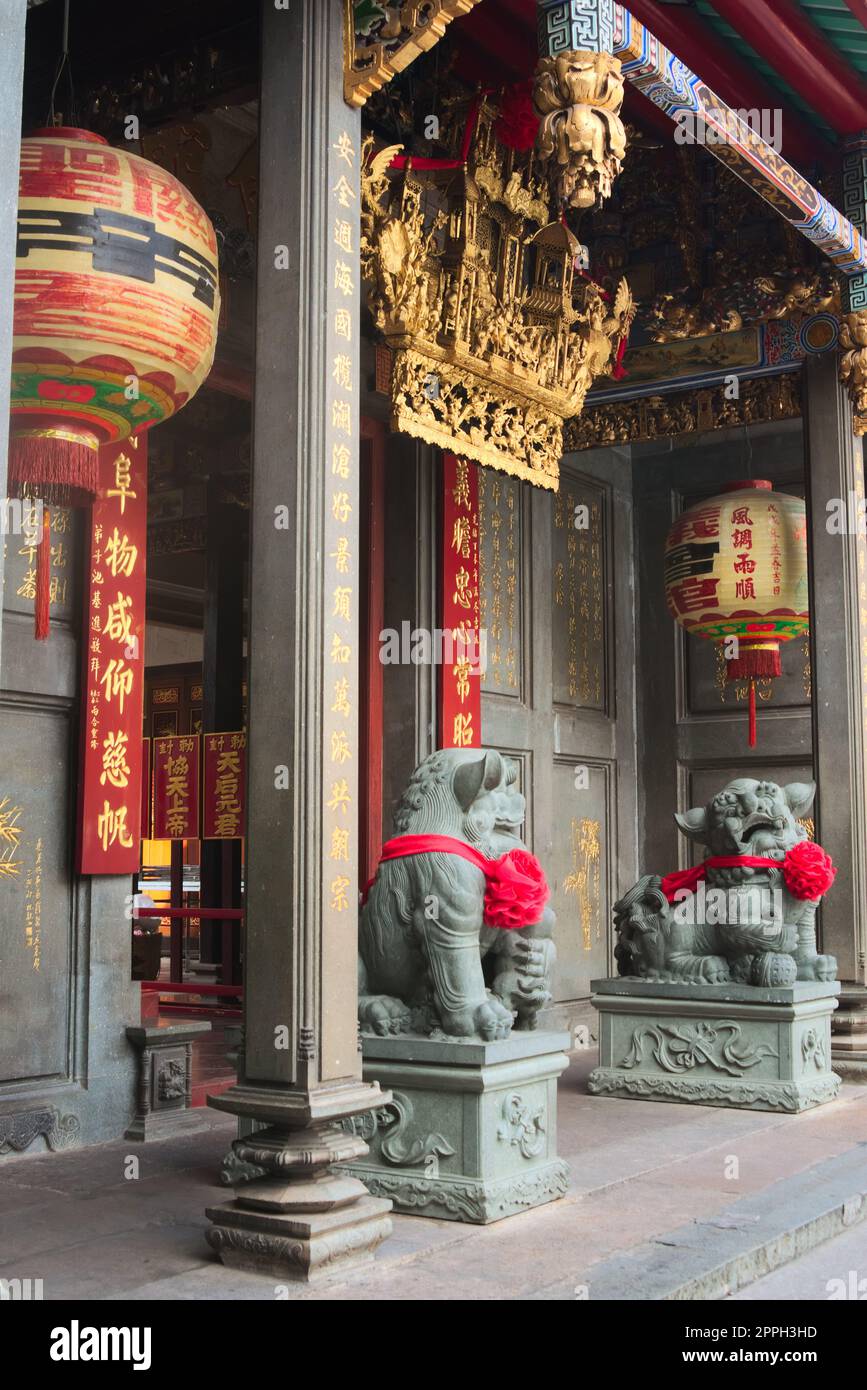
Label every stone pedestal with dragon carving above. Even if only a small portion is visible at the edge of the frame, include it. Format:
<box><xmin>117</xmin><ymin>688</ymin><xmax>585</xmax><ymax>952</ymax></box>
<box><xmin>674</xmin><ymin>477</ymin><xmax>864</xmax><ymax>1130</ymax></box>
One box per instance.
<box><xmin>339</xmin><ymin>1031</ymin><xmax>570</xmax><ymax>1223</ymax></box>
<box><xmin>589</xmin><ymin>979</ymin><xmax>840</xmax><ymax>1112</ymax></box>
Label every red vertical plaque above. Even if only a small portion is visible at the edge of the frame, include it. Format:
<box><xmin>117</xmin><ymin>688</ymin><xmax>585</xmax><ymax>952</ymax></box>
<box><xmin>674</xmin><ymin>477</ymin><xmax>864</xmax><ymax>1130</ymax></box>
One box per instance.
<box><xmin>202</xmin><ymin>730</ymin><xmax>247</xmax><ymax>839</ymax></box>
<box><xmin>77</xmin><ymin>438</ymin><xmax>148</xmax><ymax>873</ymax></box>
<box><xmin>141</xmin><ymin>738</ymin><xmax>151</xmax><ymax>839</ymax></box>
<box><xmin>440</xmin><ymin>453</ymin><xmax>482</xmax><ymax>748</ymax></box>
<box><xmin>152</xmin><ymin>735</ymin><xmax>201</xmax><ymax>840</ymax></box>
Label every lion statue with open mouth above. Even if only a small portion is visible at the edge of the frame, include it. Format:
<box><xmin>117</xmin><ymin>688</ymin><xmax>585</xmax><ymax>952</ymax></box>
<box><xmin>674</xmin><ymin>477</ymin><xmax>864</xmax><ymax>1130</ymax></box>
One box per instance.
<box><xmin>613</xmin><ymin>778</ymin><xmax>837</xmax><ymax>988</ymax></box>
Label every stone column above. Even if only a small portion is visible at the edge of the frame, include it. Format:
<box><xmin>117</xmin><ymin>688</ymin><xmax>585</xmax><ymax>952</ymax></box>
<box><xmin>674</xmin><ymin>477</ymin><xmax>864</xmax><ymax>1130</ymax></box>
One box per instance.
<box><xmin>205</xmin><ymin>0</ymin><xmax>392</xmax><ymax>1280</ymax></box>
<box><xmin>803</xmin><ymin>354</ymin><xmax>867</xmax><ymax>1053</ymax></box>
<box><xmin>811</xmin><ymin>128</ymin><xmax>867</xmax><ymax>989</ymax></box>
<box><xmin>0</xmin><ymin>0</ymin><xmax>27</xmax><ymax>675</ymax></box>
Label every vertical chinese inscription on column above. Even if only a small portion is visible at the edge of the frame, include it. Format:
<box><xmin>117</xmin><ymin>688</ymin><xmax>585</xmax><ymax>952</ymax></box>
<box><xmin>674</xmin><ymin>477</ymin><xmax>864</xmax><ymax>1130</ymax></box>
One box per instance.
<box><xmin>77</xmin><ymin>440</ymin><xmax>148</xmax><ymax>873</ymax></box>
<box><xmin>441</xmin><ymin>453</ymin><xmax>482</xmax><ymax>746</ymax></box>
<box><xmin>479</xmin><ymin>469</ymin><xmax>521</xmax><ymax>696</ymax></box>
<box><xmin>322</xmin><ymin>118</ymin><xmax>361</xmax><ymax>1079</ymax></box>
<box><xmin>552</xmin><ymin>483</ymin><xmax>604</xmax><ymax>708</ymax></box>
<box><xmin>853</xmin><ymin>437</ymin><xmax>867</xmax><ymax>795</ymax></box>
<box><xmin>23</xmin><ymin>836</ymin><xmax>43</xmax><ymax>971</ymax></box>
<box><xmin>15</xmin><ymin>504</ymin><xmax>70</xmax><ymax>611</ymax></box>
<box><xmin>4</xmin><ymin>502</ymin><xmax>75</xmax><ymax>622</ymax></box>
<box><xmin>563</xmin><ymin>817</ymin><xmax>601</xmax><ymax>951</ymax></box>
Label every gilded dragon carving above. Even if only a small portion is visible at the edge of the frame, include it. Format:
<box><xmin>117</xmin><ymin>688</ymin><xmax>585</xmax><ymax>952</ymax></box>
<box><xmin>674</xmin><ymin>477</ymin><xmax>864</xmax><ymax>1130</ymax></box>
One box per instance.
<box><xmin>648</xmin><ymin>262</ymin><xmax>838</xmax><ymax>343</ymax></box>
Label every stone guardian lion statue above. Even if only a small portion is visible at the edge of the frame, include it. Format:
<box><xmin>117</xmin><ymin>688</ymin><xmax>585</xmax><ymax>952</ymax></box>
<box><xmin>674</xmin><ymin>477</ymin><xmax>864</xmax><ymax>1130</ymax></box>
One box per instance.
<box><xmin>359</xmin><ymin>748</ymin><xmax>556</xmax><ymax>1041</ymax></box>
<box><xmin>614</xmin><ymin>778</ymin><xmax>837</xmax><ymax>988</ymax></box>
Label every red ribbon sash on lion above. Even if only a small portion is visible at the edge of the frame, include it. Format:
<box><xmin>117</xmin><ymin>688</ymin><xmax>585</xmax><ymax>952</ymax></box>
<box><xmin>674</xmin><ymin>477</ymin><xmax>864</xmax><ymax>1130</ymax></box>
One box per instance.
<box><xmin>363</xmin><ymin>834</ymin><xmax>550</xmax><ymax>930</ymax></box>
<box><xmin>660</xmin><ymin>842</ymin><xmax>836</xmax><ymax>905</ymax></box>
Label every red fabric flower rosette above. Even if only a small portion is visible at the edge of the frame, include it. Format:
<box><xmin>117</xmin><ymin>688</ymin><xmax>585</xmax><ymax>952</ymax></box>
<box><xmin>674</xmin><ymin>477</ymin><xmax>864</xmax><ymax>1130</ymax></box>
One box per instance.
<box><xmin>483</xmin><ymin>848</ymin><xmax>550</xmax><ymax>929</ymax></box>
<box><xmin>782</xmin><ymin>840</ymin><xmax>836</xmax><ymax>901</ymax></box>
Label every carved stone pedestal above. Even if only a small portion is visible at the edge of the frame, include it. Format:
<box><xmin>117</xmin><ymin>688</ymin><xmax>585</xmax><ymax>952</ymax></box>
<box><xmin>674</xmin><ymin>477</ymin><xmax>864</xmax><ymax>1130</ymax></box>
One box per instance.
<box><xmin>588</xmin><ymin>979</ymin><xmax>841</xmax><ymax>1112</ymax></box>
<box><xmin>339</xmin><ymin>1031</ymin><xmax>571</xmax><ymax>1224</ymax></box>
<box><xmin>832</xmin><ymin>983</ymin><xmax>867</xmax><ymax>1082</ymax></box>
<box><xmin>205</xmin><ymin>1082</ymin><xmax>393</xmax><ymax>1282</ymax></box>
<box><xmin>125</xmin><ymin>1023</ymin><xmax>213</xmax><ymax>1141</ymax></box>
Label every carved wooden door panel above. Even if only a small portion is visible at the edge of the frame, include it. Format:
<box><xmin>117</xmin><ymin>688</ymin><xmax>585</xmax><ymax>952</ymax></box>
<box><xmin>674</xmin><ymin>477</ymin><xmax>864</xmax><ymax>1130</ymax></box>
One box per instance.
<box><xmin>478</xmin><ymin>450</ymin><xmax>638</xmax><ymax>1031</ymax></box>
<box><xmin>633</xmin><ymin>423</ymin><xmax>814</xmax><ymax>880</ymax></box>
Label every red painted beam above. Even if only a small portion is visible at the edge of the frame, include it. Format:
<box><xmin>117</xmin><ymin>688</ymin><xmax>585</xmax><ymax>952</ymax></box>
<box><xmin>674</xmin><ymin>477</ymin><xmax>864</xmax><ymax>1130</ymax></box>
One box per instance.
<box><xmin>454</xmin><ymin>4</ymin><xmax>537</xmax><ymax>78</ymax></box>
<box><xmin>842</xmin><ymin>0</ymin><xmax>867</xmax><ymax>27</ymax></box>
<box><xmin>625</xmin><ymin>0</ymin><xmax>831</xmax><ymax>166</ymax></box>
<box><xmin>708</xmin><ymin>0</ymin><xmax>867</xmax><ymax>135</ymax></box>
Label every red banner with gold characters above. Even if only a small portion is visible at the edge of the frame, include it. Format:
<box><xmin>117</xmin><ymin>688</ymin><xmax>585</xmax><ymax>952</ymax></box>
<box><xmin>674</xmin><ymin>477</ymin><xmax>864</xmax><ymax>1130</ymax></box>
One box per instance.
<box><xmin>152</xmin><ymin>735</ymin><xmax>200</xmax><ymax>840</ymax></box>
<box><xmin>202</xmin><ymin>730</ymin><xmax>246</xmax><ymax>839</ymax></box>
<box><xmin>141</xmin><ymin>738</ymin><xmax>151</xmax><ymax>839</ymax></box>
<box><xmin>440</xmin><ymin>453</ymin><xmax>482</xmax><ymax>748</ymax></box>
<box><xmin>76</xmin><ymin>439</ymin><xmax>147</xmax><ymax>873</ymax></box>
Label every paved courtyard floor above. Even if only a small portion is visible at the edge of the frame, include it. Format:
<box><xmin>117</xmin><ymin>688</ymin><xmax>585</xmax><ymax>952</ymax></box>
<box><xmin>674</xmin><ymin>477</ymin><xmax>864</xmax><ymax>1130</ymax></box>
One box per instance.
<box><xmin>2</xmin><ymin>1052</ymin><xmax>866</xmax><ymax>1301</ymax></box>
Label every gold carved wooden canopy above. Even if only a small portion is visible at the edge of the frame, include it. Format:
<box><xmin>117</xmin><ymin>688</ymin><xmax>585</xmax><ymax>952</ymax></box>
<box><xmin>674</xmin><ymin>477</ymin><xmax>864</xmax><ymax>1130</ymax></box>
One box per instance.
<box><xmin>360</xmin><ymin>98</ymin><xmax>634</xmax><ymax>490</ymax></box>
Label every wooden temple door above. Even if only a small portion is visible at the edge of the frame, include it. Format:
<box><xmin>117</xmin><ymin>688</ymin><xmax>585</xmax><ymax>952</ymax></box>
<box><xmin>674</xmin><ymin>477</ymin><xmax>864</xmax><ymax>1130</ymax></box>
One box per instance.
<box><xmin>632</xmin><ymin>422</ymin><xmax>814</xmax><ymax>879</ymax></box>
<box><xmin>478</xmin><ymin>449</ymin><xmax>638</xmax><ymax>1033</ymax></box>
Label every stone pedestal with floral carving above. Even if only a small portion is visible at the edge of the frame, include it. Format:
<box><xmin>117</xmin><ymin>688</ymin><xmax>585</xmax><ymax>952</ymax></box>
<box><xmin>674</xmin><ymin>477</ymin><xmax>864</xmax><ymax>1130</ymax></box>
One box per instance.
<box><xmin>588</xmin><ymin>979</ymin><xmax>841</xmax><ymax>1112</ymax></box>
<box><xmin>339</xmin><ymin>1031</ymin><xmax>570</xmax><ymax>1224</ymax></box>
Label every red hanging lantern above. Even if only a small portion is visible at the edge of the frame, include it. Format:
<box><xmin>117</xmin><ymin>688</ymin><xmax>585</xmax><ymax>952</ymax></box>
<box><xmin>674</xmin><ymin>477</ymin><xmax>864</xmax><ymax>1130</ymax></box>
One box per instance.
<box><xmin>10</xmin><ymin>126</ymin><xmax>220</xmax><ymax>635</ymax></box>
<box><xmin>664</xmin><ymin>480</ymin><xmax>809</xmax><ymax>746</ymax></box>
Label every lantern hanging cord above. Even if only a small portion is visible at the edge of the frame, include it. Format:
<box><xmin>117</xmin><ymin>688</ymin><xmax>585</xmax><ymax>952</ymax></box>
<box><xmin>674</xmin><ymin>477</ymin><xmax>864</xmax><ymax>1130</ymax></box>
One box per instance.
<box><xmin>47</xmin><ymin>0</ymin><xmax>76</xmax><ymax>128</ymax></box>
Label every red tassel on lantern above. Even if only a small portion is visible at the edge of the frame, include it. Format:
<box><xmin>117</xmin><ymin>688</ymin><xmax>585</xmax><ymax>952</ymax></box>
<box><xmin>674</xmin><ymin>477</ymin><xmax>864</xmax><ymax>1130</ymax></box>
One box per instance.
<box><xmin>35</xmin><ymin>504</ymin><xmax>51</xmax><ymax>641</ymax></box>
<box><xmin>9</xmin><ymin>428</ymin><xmax>100</xmax><ymax>508</ymax></box>
<box><xmin>725</xmin><ymin>641</ymin><xmax>782</xmax><ymax>747</ymax></box>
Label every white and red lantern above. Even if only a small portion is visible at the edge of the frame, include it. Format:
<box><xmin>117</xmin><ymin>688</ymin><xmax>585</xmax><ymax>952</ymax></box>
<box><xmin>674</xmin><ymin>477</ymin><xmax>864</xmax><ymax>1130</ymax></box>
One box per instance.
<box><xmin>664</xmin><ymin>479</ymin><xmax>809</xmax><ymax>744</ymax></box>
<box><xmin>10</xmin><ymin>126</ymin><xmax>219</xmax><ymax>634</ymax></box>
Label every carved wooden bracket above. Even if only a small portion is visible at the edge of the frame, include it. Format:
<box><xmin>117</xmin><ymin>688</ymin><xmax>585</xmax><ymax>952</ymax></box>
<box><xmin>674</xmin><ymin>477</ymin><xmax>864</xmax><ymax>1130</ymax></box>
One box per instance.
<box><xmin>343</xmin><ymin>0</ymin><xmax>482</xmax><ymax>109</ymax></box>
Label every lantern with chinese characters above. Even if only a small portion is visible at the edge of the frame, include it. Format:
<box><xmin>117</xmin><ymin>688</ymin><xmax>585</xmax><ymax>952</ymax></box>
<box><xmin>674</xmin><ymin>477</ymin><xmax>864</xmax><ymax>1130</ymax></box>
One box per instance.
<box><xmin>10</xmin><ymin>126</ymin><xmax>219</xmax><ymax>635</ymax></box>
<box><xmin>664</xmin><ymin>480</ymin><xmax>809</xmax><ymax>745</ymax></box>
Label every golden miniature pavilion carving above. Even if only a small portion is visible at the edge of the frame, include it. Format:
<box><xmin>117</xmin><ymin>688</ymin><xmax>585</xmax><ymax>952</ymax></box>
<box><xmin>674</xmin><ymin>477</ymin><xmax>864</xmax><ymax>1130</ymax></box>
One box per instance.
<box><xmin>360</xmin><ymin>99</ymin><xmax>633</xmax><ymax>489</ymax></box>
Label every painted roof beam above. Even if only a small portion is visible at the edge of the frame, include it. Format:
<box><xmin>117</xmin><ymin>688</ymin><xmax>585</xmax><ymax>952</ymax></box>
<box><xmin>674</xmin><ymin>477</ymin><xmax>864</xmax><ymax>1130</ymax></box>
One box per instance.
<box><xmin>613</xmin><ymin>5</ymin><xmax>867</xmax><ymax>277</ymax></box>
<box><xmin>708</xmin><ymin>0</ymin><xmax>867</xmax><ymax>136</ymax></box>
<box><xmin>622</xmin><ymin>0</ymin><xmax>832</xmax><ymax>167</ymax></box>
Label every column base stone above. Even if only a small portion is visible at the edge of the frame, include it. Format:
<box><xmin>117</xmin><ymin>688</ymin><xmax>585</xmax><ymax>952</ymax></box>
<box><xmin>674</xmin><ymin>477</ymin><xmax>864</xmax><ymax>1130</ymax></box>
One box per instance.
<box><xmin>831</xmin><ymin>982</ymin><xmax>867</xmax><ymax>1082</ymax></box>
<box><xmin>588</xmin><ymin>978</ymin><xmax>841</xmax><ymax>1113</ymax></box>
<box><xmin>205</xmin><ymin>1080</ymin><xmax>393</xmax><ymax>1282</ymax></box>
<box><xmin>205</xmin><ymin>1193</ymin><xmax>392</xmax><ymax>1281</ymax></box>
<box><xmin>339</xmin><ymin>1030</ymin><xmax>571</xmax><ymax>1225</ymax></box>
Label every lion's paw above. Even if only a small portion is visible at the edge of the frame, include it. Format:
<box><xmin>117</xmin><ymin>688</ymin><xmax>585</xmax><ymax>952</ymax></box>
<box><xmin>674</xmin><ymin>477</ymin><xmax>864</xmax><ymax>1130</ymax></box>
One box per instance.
<box><xmin>441</xmin><ymin>995</ymin><xmax>514</xmax><ymax>1041</ymax></box>
<box><xmin>358</xmin><ymin>995</ymin><xmax>412</xmax><ymax>1037</ymax></box>
<box><xmin>796</xmin><ymin>954</ymin><xmax>837</xmax><ymax>983</ymax></box>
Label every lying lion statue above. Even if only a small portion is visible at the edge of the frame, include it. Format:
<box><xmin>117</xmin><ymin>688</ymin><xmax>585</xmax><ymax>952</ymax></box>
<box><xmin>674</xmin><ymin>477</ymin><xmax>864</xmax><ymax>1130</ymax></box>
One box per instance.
<box><xmin>359</xmin><ymin>748</ymin><xmax>556</xmax><ymax>1041</ymax></box>
<box><xmin>614</xmin><ymin>778</ymin><xmax>837</xmax><ymax>988</ymax></box>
